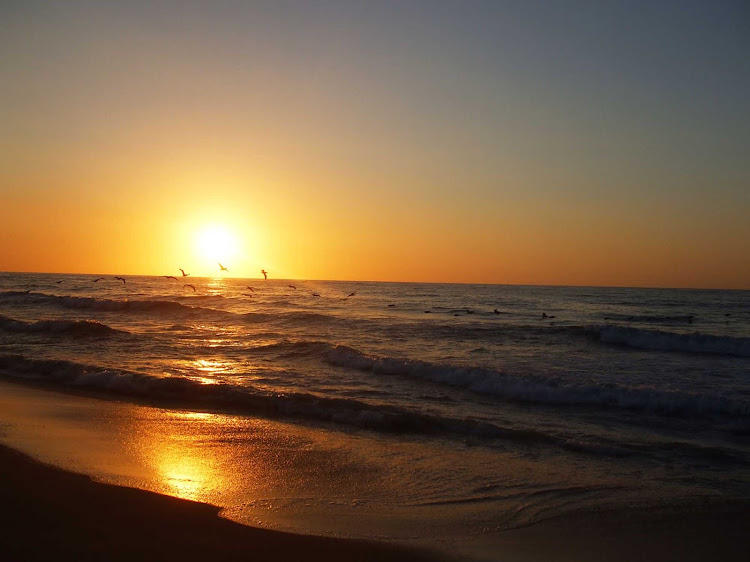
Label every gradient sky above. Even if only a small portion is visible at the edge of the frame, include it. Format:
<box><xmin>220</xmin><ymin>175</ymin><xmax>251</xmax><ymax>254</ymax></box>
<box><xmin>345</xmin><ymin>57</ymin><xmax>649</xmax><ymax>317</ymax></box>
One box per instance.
<box><xmin>1</xmin><ymin>0</ymin><xmax>748</xmax><ymax>287</ymax></box>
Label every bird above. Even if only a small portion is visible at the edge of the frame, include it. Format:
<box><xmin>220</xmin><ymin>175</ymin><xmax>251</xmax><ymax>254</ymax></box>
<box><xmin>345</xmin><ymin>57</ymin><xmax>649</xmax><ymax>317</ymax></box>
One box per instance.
<box><xmin>387</xmin><ymin>304</ymin><xmax>395</xmax><ymax>307</ymax></box>
<box><xmin>261</xmin><ymin>269</ymin><xmax>268</xmax><ymax>280</ymax></box>
<box><xmin>245</xmin><ymin>286</ymin><xmax>254</xmax><ymax>292</ymax></box>
<box><xmin>218</xmin><ymin>262</ymin><xmax>228</xmax><ymax>271</ymax></box>
<box><xmin>55</xmin><ymin>280</ymin><xmax>63</xmax><ymax>284</ymax></box>
<box><xmin>93</xmin><ymin>278</ymin><xmax>105</xmax><ymax>282</ymax></box>
<box><xmin>114</xmin><ymin>277</ymin><xmax>126</xmax><ymax>284</ymax></box>
<box><xmin>494</xmin><ymin>309</ymin><xmax>500</xmax><ymax>315</ymax></box>
<box><xmin>164</xmin><ymin>276</ymin><xmax>178</xmax><ymax>280</ymax></box>
<box><xmin>184</xmin><ymin>284</ymin><xmax>196</xmax><ymax>292</ymax></box>
<box><xmin>288</xmin><ymin>285</ymin><xmax>297</xmax><ymax>290</ymax></box>
<box><xmin>346</xmin><ymin>292</ymin><xmax>356</xmax><ymax>298</ymax></box>
<box><xmin>311</xmin><ymin>292</ymin><xmax>320</xmax><ymax>297</ymax></box>
<box><xmin>179</xmin><ymin>268</ymin><xmax>190</xmax><ymax>277</ymax></box>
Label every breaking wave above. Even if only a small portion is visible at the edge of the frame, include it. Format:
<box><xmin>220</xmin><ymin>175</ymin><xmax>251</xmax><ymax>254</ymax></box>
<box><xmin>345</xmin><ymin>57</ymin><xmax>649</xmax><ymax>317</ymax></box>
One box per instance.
<box><xmin>323</xmin><ymin>344</ymin><xmax>749</xmax><ymax>417</ymax></box>
<box><xmin>0</xmin><ymin>354</ymin><xmax>560</xmax><ymax>447</ymax></box>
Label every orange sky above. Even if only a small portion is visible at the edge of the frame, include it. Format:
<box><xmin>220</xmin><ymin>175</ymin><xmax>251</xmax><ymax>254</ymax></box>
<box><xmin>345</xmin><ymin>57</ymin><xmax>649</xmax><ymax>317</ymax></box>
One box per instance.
<box><xmin>1</xmin><ymin>2</ymin><xmax>748</xmax><ymax>288</ymax></box>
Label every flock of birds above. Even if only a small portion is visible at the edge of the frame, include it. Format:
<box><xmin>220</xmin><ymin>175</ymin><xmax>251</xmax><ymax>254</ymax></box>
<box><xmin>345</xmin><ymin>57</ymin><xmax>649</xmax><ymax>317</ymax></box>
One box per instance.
<box><xmin>65</xmin><ymin>263</ymin><xmax>360</xmax><ymax>301</ymax></box>
<box><xmin>50</xmin><ymin>263</ymin><xmax>564</xmax><ymax>318</ymax></box>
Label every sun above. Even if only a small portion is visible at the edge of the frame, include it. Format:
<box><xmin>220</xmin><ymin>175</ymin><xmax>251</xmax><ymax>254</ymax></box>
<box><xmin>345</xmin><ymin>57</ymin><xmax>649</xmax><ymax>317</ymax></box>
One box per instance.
<box><xmin>195</xmin><ymin>225</ymin><xmax>239</xmax><ymax>268</ymax></box>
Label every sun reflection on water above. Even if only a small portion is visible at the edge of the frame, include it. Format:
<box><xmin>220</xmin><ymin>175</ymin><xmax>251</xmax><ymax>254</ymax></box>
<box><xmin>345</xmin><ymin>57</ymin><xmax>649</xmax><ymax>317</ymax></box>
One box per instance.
<box><xmin>136</xmin><ymin>411</ymin><xmax>228</xmax><ymax>502</ymax></box>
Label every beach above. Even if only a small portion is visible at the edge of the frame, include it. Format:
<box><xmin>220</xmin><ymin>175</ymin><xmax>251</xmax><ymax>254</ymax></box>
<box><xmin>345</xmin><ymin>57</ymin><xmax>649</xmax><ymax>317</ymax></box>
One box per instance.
<box><xmin>2</xmin><ymin>429</ymin><xmax>748</xmax><ymax>562</ymax></box>
<box><xmin>1</xmin><ymin>378</ymin><xmax>749</xmax><ymax>561</ymax></box>
<box><xmin>0</xmin><ymin>442</ymin><xmax>444</xmax><ymax>562</ymax></box>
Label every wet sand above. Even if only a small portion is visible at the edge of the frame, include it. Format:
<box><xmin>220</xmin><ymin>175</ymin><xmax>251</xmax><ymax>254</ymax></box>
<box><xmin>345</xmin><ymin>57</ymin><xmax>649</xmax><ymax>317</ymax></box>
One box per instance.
<box><xmin>2</xmin><ymin>442</ymin><xmax>748</xmax><ymax>562</ymax></box>
<box><xmin>0</xmin><ymin>444</ymin><xmax>446</xmax><ymax>561</ymax></box>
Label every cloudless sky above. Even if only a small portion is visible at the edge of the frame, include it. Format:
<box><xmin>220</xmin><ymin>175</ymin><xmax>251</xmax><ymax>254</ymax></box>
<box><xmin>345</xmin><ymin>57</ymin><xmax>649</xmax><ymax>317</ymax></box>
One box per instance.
<box><xmin>1</xmin><ymin>1</ymin><xmax>748</xmax><ymax>287</ymax></box>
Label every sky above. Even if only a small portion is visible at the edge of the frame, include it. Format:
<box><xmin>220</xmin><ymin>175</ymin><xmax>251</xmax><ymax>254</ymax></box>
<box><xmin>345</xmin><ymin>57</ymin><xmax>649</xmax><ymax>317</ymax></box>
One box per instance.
<box><xmin>1</xmin><ymin>0</ymin><xmax>748</xmax><ymax>288</ymax></box>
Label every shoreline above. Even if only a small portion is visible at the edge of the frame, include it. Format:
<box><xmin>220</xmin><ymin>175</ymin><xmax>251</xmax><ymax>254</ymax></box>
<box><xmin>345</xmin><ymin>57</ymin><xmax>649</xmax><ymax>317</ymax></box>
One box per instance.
<box><xmin>2</xmin><ymin>441</ymin><xmax>748</xmax><ymax>562</ymax></box>
<box><xmin>0</xmin><ymin>444</ymin><xmax>448</xmax><ymax>562</ymax></box>
<box><xmin>1</xmin><ymin>377</ymin><xmax>749</xmax><ymax>561</ymax></box>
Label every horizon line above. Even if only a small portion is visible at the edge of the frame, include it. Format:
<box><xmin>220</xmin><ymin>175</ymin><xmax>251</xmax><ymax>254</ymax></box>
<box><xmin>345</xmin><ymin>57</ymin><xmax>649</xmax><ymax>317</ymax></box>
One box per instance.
<box><xmin>1</xmin><ymin>270</ymin><xmax>747</xmax><ymax>292</ymax></box>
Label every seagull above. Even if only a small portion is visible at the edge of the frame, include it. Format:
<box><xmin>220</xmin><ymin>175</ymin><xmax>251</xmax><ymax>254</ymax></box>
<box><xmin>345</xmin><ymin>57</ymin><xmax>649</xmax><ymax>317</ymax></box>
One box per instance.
<box><xmin>311</xmin><ymin>292</ymin><xmax>320</xmax><ymax>297</ymax></box>
<box><xmin>55</xmin><ymin>280</ymin><xmax>63</xmax><ymax>284</ymax></box>
<box><xmin>179</xmin><ymin>268</ymin><xmax>190</xmax><ymax>277</ymax></box>
<box><xmin>261</xmin><ymin>269</ymin><xmax>268</xmax><ymax>280</ymax></box>
<box><xmin>114</xmin><ymin>277</ymin><xmax>126</xmax><ymax>284</ymax></box>
<box><xmin>184</xmin><ymin>284</ymin><xmax>196</xmax><ymax>292</ymax></box>
<box><xmin>289</xmin><ymin>285</ymin><xmax>297</xmax><ymax>290</ymax></box>
<box><xmin>494</xmin><ymin>309</ymin><xmax>500</xmax><ymax>315</ymax></box>
<box><xmin>218</xmin><ymin>262</ymin><xmax>228</xmax><ymax>271</ymax></box>
<box><xmin>164</xmin><ymin>276</ymin><xmax>178</xmax><ymax>280</ymax></box>
<box><xmin>346</xmin><ymin>292</ymin><xmax>356</xmax><ymax>298</ymax></box>
<box><xmin>245</xmin><ymin>286</ymin><xmax>254</xmax><ymax>292</ymax></box>
<box><xmin>93</xmin><ymin>278</ymin><xmax>105</xmax><ymax>282</ymax></box>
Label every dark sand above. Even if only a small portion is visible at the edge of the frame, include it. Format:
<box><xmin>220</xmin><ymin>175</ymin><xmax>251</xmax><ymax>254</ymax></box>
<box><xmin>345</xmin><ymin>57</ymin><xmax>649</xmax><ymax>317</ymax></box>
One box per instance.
<box><xmin>1</xmin><ymin>442</ymin><xmax>748</xmax><ymax>561</ymax></box>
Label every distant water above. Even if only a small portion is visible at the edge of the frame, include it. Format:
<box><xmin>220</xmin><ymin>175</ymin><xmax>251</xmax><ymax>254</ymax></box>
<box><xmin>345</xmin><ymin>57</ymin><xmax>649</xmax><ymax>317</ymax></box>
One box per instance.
<box><xmin>1</xmin><ymin>272</ymin><xmax>749</xmax><ymax>544</ymax></box>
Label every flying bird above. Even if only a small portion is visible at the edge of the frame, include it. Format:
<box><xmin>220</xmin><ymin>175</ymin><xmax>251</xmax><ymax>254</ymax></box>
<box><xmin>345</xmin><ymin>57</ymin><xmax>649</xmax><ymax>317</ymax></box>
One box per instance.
<box><xmin>288</xmin><ymin>285</ymin><xmax>297</xmax><ymax>290</ymax></box>
<box><xmin>311</xmin><ymin>292</ymin><xmax>320</xmax><ymax>297</ymax></box>
<box><xmin>179</xmin><ymin>268</ymin><xmax>190</xmax><ymax>277</ymax></box>
<box><xmin>55</xmin><ymin>280</ymin><xmax>63</xmax><ymax>284</ymax></box>
<box><xmin>494</xmin><ymin>309</ymin><xmax>500</xmax><ymax>315</ymax></box>
<box><xmin>184</xmin><ymin>284</ymin><xmax>196</xmax><ymax>292</ymax></box>
<box><xmin>261</xmin><ymin>269</ymin><xmax>268</xmax><ymax>280</ymax></box>
<box><xmin>346</xmin><ymin>292</ymin><xmax>356</xmax><ymax>298</ymax></box>
<box><xmin>245</xmin><ymin>286</ymin><xmax>254</xmax><ymax>292</ymax></box>
<box><xmin>114</xmin><ymin>277</ymin><xmax>126</xmax><ymax>284</ymax></box>
<box><xmin>164</xmin><ymin>276</ymin><xmax>178</xmax><ymax>280</ymax></box>
<box><xmin>218</xmin><ymin>262</ymin><xmax>228</xmax><ymax>271</ymax></box>
<box><xmin>93</xmin><ymin>278</ymin><xmax>105</xmax><ymax>282</ymax></box>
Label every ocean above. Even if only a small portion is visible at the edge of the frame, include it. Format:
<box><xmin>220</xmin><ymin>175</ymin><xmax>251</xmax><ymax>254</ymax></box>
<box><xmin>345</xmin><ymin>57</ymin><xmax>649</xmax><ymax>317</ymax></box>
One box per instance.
<box><xmin>1</xmin><ymin>272</ymin><xmax>748</xmax><ymax>556</ymax></box>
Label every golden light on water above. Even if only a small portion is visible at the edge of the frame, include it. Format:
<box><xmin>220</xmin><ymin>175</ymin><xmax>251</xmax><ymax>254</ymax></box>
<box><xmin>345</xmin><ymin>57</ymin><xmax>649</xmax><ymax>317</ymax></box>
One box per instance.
<box><xmin>145</xmin><ymin>411</ymin><xmax>225</xmax><ymax>502</ymax></box>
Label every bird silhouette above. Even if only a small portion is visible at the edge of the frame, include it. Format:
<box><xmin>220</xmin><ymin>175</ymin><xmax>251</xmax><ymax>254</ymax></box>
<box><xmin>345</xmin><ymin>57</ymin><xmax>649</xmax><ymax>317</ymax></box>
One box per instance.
<box><xmin>179</xmin><ymin>268</ymin><xmax>190</xmax><ymax>277</ymax></box>
<box><xmin>93</xmin><ymin>278</ymin><xmax>105</xmax><ymax>282</ymax></box>
<box><xmin>184</xmin><ymin>284</ymin><xmax>196</xmax><ymax>292</ymax></box>
<box><xmin>218</xmin><ymin>262</ymin><xmax>228</xmax><ymax>271</ymax></box>
<box><xmin>494</xmin><ymin>309</ymin><xmax>500</xmax><ymax>315</ymax></box>
<box><xmin>55</xmin><ymin>280</ymin><xmax>63</xmax><ymax>284</ymax></box>
<box><xmin>289</xmin><ymin>285</ymin><xmax>297</xmax><ymax>290</ymax></box>
<box><xmin>114</xmin><ymin>277</ymin><xmax>126</xmax><ymax>284</ymax></box>
<box><xmin>245</xmin><ymin>286</ymin><xmax>254</xmax><ymax>292</ymax></box>
<box><xmin>346</xmin><ymin>292</ymin><xmax>356</xmax><ymax>298</ymax></box>
<box><xmin>164</xmin><ymin>276</ymin><xmax>178</xmax><ymax>280</ymax></box>
<box><xmin>261</xmin><ymin>269</ymin><xmax>268</xmax><ymax>280</ymax></box>
<box><xmin>311</xmin><ymin>292</ymin><xmax>320</xmax><ymax>297</ymax></box>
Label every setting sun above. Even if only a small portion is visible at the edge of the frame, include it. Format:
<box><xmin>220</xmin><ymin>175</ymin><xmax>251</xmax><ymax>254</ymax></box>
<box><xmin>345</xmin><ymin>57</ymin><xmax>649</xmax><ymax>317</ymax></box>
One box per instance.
<box><xmin>194</xmin><ymin>226</ymin><xmax>240</xmax><ymax>270</ymax></box>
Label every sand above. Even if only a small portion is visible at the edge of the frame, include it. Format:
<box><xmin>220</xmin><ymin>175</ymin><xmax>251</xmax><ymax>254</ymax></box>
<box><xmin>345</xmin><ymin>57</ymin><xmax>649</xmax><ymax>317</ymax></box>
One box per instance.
<box><xmin>0</xmin><ymin>445</ymin><xmax>447</xmax><ymax>562</ymax></box>
<box><xmin>2</xmin><ymin>443</ymin><xmax>748</xmax><ymax>562</ymax></box>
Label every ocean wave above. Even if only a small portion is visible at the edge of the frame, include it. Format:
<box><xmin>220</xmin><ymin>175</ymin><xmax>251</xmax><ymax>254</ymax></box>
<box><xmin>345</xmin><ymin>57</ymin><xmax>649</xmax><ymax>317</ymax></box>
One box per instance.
<box><xmin>586</xmin><ymin>325</ymin><xmax>750</xmax><ymax>357</ymax></box>
<box><xmin>323</xmin><ymin>345</ymin><xmax>749</xmax><ymax>417</ymax></box>
<box><xmin>0</xmin><ymin>314</ymin><xmax>126</xmax><ymax>336</ymax></box>
<box><xmin>0</xmin><ymin>290</ymin><xmax>230</xmax><ymax>317</ymax></box>
<box><xmin>0</xmin><ymin>354</ymin><xmax>561</xmax><ymax>447</ymax></box>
